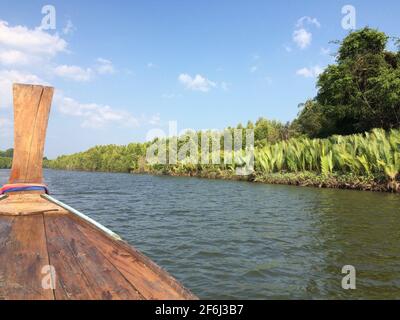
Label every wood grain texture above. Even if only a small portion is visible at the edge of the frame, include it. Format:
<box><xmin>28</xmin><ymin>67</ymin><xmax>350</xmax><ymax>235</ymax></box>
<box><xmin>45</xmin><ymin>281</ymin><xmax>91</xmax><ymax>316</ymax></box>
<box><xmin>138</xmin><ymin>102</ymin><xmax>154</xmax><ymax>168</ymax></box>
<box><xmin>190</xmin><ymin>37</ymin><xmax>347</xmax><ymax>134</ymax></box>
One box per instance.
<box><xmin>75</xmin><ymin>217</ymin><xmax>197</xmax><ymax>300</ymax></box>
<box><xmin>0</xmin><ymin>215</ymin><xmax>54</xmax><ymax>300</ymax></box>
<box><xmin>0</xmin><ymin>216</ymin><xmax>14</xmax><ymax>300</ymax></box>
<box><xmin>0</xmin><ymin>193</ymin><xmax>66</xmax><ymax>216</ymax></box>
<box><xmin>45</xmin><ymin>215</ymin><xmax>143</xmax><ymax>300</ymax></box>
<box><xmin>44</xmin><ymin>215</ymin><xmax>99</xmax><ymax>300</ymax></box>
<box><xmin>9</xmin><ymin>84</ymin><xmax>54</xmax><ymax>184</ymax></box>
<box><xmin>0</xmin><ymin>194</ymin><xmax>196</xmax><ymax>300</ymax></box>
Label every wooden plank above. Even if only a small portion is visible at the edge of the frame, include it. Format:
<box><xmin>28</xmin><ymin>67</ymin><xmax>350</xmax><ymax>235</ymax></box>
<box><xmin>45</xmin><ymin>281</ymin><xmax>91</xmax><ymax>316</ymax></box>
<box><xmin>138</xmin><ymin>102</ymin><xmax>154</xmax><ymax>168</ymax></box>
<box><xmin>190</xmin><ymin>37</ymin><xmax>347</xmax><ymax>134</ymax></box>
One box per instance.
<box><xmin>0</xmin><ymin>217</ymin><xmax>14</xmax><ymax>300</ymax></box>
<box><xmin>0</xmin><ymin>193</ymin><xmax>67</xmax><ymax>216</ymax></box>
<box><xmin>74</xmin><ymin>216</ymin><xmax>196</xmax><ymax>300</ymax></box>
<box><xmin>44</xmin><ymin>215</ymin><xmax>97</xmax><ymax>300</ymax></box>
<box><xmin>0</xmin><ymin>216</ymin><xmax>13</xmax><ymax>244</ymax></box>
<box><xmin>0</xmin><ymin>215</ymin><xmax>54</xmax><ymax>300</ymax></box>
<box><xmin>9</xmin><ymin>84</ymin><xmax>54</xmax><ymax>184</ymax></box>
<box><xmin>47</xmin><ymin>215</ymin><xmax>143</xmax><ymax>300</ymax></box>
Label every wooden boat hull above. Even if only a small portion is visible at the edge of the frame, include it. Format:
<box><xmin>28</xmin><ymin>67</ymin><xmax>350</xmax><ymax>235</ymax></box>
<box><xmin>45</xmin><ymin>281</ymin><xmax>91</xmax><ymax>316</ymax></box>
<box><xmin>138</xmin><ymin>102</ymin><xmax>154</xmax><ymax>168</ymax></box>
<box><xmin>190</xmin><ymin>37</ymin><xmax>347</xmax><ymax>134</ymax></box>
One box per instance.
<box><xmin>0</xmin><ymin>192</ymin><xmax>197</xmax><ymax>300</ymax></box>
<box><xmin>0</xmin><ymin>83</ymin><xmax>196</xmax><ymax>299</ymax></box>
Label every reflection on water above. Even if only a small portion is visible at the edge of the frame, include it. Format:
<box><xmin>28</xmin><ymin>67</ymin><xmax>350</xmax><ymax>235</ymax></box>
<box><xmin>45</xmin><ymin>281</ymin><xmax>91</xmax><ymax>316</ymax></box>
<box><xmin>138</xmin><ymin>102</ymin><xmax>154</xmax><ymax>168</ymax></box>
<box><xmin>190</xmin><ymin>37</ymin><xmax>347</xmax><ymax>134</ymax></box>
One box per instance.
<box><xmin>1</xmin><ymin>169</ymin><xmax>399</xmax><ymax>299</ymax></box>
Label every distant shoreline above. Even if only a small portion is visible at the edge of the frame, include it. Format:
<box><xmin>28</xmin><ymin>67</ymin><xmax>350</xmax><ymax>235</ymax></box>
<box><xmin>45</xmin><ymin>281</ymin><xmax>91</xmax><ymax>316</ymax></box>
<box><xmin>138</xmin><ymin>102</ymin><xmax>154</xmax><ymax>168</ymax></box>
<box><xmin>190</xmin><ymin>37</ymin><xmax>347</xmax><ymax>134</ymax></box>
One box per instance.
<box><xmin>39</xmin><ymin>167</ymin><xmax>396</xmax><ymax>193</ymax></box>
<box><xmin>132</xmin><ymin>169</ymin><xmax>395</xmax><ymax>193</ymax></box>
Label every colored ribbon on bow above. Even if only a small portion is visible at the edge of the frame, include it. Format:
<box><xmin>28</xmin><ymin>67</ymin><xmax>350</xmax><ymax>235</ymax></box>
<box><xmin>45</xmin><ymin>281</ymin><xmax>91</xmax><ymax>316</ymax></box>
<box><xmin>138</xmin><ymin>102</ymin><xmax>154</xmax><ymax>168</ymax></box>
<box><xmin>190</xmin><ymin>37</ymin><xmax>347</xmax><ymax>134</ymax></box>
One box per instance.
<box><xmin>0</xmin><ymin>183</ymin><xmax>49</xmax><ymax>195</ymax></box>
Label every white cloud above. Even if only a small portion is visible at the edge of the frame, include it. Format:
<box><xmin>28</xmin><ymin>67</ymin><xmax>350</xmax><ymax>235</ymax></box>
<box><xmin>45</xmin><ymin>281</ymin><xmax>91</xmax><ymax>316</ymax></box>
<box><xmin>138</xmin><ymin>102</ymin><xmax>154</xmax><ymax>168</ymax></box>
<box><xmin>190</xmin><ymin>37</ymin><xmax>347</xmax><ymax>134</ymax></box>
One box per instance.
<box><xmin>147</xmin><ymin>62</ymin><xmax>157</xmax><ymax>68</ymax></box>
<box><xmin>0</xmin><ymin>20</ymin><xmax>67</xmax><ymax>66</ymax></box>
<box><xmin>53</xmin><ymin>59</ymin><xmax>115</xmax><ymax>81</ymax></box>
<box><xmin>293</xmin><ymin>28</ymin><xmax>312</xmax><ymax>49</ymax></box>
<box><xmin>96</xmin><ymin>58</ymin><xmax>115</xmax><ymax>74</ymax></box>
<box><xmin>0</xmin><ymin>49</ymin><xmax>29</xmax><ymax>65</ymax></box>
<box><xmin>178</xmin><ymin>73</ymin><xmax>216</xmax><ymax>92</ymax></box>
<box><xmin>55</xmin><ymin>93</ymin><xmax>139</xmax><ymax>128</ymax></box>
<box><xmin>149</xmin><ymin>113</ymin><xmax>161</xmax><ymax>125</ymax></box>
<box><xmin>296</xmin><ymin>16</ymin><xmax>321</xmax><ymax>28</ymax></box>
<box><xmin>0</xmin><ymin>69</ymin><xmax>140</xmax><ymax>130</ymax></box>
<box><xmin>53</xmin><ymin>65</ymin><xmax>93</xmax><ymax>82</ymax></box>
<box><xmin>63</xmin><ymin>20</ymin><xmax>76</xmax><ymax>35</ymax></box>
<box><xmin>0</xmin><ymin>20</ymin><xmax>114</xmax><ymax>83</ymax></box>
<box><xmin>0</xmin><ymin>20</ymin><xmax>68</xmax><ymax>69</ymax></box>
<box><xmin>250</xmin><ymin>66</ymin><xmax>258</xmax><ymax>73</ymax></box>
<box><xmin>0</xmin><ymin>20</ymin><xmax>67</xmax><ymax>57</ymax></box>
<box><xmin>0</xmin><ymin>20</ymin><xmax>132</xmax><ymax>132</ymax></box>
<box><xmin>296</xmin><ymin>66</ymin><xmax>324</xmax><ymax>78</ymax></box>
<box><xmin>292</xmin><ymin>16</ymin><xmax>319</xmax><ymax>50</ymax></box>
<box><xmin>0</xmin><ymin>69</ymin><xmax>47</xmax><ymax>108</ymax></box>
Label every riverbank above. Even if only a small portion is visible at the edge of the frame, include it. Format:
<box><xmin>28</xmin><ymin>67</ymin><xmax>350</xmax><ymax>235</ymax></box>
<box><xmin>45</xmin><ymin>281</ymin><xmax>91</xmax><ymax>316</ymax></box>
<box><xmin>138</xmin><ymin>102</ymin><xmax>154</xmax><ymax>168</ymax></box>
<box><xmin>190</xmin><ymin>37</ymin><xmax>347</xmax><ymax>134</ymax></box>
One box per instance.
<box><xmin>0</xmin><ymin>157</ymin><xmax>12</xmax><ymax>169</ymax></box>
<box><xmin>38</xmin><ymin>166</ymin><xmax>397</xmax><ymax>193</ymax></box>
<box><xmin>44</xmin><ymin>128</ymin><xmax>400</xmax><ymax>194</ymax></box>
<box><xmin>37</xmin><ymin>165</ymin><xmax>396</xmax><ymax>193</ymax></box>
<box><xmin>133</xmin><ymin>168</ymin><xmax>395</xmax><ymax>193</ymax></box>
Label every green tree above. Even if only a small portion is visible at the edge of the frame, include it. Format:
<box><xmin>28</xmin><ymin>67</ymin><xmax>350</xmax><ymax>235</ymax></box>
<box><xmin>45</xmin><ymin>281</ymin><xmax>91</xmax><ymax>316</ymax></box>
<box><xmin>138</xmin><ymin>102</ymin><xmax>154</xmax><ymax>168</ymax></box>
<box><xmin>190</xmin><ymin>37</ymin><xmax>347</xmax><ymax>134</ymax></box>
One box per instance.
<box><xmin>299</xmin><ymin>27</ymin><xmax>400</xmax><ymax>137</ymax></box>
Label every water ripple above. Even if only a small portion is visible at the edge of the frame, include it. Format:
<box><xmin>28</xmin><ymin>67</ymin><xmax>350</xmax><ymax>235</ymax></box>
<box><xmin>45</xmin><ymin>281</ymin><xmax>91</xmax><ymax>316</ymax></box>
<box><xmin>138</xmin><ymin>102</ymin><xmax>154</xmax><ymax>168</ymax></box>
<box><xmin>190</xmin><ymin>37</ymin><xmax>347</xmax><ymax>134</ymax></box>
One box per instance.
<box><xmin>1</xmin><ymin>169</ymin><xmax>399</xmax><ymax>299</ymax></box>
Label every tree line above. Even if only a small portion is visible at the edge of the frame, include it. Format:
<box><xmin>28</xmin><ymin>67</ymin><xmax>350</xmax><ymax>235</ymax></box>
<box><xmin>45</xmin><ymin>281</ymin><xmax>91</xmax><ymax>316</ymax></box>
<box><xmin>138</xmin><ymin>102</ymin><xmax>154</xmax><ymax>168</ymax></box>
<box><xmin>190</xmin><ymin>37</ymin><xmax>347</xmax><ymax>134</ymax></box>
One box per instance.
<box><xmin>0</xmin><ymin>149</ymin><xmax>13</xmax><ymax>169</ymax></box>
<box><xmin>12</xmin><ymin>28</ymin><xmax>400</xmax><ymax>190</ymax></box>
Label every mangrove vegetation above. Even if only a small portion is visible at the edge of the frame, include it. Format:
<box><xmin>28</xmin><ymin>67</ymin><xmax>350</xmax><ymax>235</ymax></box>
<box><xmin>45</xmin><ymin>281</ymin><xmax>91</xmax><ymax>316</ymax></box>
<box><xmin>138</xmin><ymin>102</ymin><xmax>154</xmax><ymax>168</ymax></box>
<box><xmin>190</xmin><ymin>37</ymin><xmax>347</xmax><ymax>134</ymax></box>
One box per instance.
<box><xmin>0</xmin><ymin>149</ymin><xmax>13</xmax><ymax>169</ymax></box>
<box><xmin>39</xmin><ymin>28</ymin><xmax>400</xmax><ymax>192</ymax></box>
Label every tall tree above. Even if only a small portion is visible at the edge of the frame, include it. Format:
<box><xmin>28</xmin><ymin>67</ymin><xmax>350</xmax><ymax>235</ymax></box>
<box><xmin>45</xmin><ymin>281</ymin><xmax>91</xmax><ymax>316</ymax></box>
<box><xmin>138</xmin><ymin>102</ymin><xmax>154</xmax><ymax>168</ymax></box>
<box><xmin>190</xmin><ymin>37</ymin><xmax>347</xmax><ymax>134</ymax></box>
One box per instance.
<box><xmin>299</xmin><ymin>27</ymin><xmax>400</xmax><ymax>137</ymax></box>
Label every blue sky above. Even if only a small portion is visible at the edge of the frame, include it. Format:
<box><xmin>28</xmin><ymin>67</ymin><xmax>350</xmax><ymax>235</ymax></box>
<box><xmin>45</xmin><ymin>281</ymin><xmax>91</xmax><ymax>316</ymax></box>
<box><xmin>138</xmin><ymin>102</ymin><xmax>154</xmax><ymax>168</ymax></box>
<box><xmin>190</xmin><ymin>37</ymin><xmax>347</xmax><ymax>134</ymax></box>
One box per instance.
<box><xmin>0</xmin><ymin>0</ymin><xmax>399</xmax><ymax>158</ymax></box>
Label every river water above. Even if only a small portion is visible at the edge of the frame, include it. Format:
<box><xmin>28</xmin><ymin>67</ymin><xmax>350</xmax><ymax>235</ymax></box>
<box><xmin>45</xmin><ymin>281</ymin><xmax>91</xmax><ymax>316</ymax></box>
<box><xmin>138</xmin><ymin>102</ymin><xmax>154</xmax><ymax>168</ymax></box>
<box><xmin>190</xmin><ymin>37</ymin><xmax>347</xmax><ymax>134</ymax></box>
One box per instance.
<box><xmin>1</xmin><ymin>169</ymin><xmax>399</xmax><ymax>299</ymax></box>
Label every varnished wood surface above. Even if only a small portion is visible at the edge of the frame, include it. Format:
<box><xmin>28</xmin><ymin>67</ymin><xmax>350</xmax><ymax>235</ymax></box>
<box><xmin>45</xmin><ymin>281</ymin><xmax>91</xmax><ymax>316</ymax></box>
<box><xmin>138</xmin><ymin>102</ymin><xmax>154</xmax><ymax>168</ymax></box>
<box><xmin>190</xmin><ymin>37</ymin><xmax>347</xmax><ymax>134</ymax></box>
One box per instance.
<box><xmin>0</xmin><ymin>194</ymin><xmax>196</xmax><ymax>300</ymax></box>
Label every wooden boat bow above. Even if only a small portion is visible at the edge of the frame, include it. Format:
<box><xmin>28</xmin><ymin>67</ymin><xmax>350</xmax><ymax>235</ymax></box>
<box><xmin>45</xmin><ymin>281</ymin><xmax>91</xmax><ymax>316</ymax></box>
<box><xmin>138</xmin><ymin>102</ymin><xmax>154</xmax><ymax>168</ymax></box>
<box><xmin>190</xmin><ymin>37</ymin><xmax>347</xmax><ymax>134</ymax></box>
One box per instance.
<box><xmin>0</xmin><ymin>84</ymin><xmax>196</xmax><ymax>300</ymax></box>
